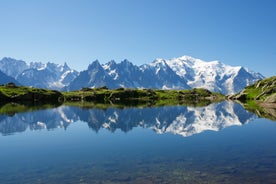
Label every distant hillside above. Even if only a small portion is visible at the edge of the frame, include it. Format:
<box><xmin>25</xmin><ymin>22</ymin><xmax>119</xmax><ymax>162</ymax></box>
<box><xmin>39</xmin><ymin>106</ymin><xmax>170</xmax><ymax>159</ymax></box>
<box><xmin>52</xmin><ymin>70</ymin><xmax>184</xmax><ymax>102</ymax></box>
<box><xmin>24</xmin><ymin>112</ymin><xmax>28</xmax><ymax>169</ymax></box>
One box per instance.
<box><xmin>0</xmin><ymin>70</ymin><xmax>20</xmax><ymax>85</ymax></box>
<box><xmin>229</xmin><ymin>76</ymin><xmax>276</xmax><ymax>103</ymax></box>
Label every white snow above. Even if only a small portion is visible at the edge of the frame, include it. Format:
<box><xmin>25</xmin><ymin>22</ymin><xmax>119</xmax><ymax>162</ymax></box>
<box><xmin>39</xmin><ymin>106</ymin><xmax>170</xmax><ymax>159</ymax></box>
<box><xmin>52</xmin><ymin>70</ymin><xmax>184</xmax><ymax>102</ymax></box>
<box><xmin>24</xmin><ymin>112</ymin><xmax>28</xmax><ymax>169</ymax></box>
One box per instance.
<box><xmin>163</xmin><ymin>55</ymin><xmax>263</xmax><ymax>94</ymax></box>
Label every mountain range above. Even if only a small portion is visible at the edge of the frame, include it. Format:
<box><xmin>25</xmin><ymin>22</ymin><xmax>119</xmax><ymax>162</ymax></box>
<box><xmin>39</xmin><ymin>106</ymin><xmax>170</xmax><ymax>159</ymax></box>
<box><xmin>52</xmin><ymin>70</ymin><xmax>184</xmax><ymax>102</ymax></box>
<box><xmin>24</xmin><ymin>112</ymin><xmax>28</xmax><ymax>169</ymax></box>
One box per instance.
<box><xmin>0</xmin><ymin>56</ymin><xmax>264</xmax><ymax>94</ymax></box>
<box><xmin>0</xmin><ymin>57</ymin><xmax>78</xmax><ymax>90</ymax></box>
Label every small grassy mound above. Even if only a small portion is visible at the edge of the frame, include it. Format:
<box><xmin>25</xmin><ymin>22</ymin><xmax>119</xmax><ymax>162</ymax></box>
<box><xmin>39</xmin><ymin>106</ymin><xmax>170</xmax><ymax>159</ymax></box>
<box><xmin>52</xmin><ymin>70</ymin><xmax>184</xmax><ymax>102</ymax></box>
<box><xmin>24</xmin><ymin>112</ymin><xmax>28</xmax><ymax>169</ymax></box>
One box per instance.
<box><xmin>0</xmin><ymin>83</ymin><xmax>63</xmax><ymax>102</ymax></box>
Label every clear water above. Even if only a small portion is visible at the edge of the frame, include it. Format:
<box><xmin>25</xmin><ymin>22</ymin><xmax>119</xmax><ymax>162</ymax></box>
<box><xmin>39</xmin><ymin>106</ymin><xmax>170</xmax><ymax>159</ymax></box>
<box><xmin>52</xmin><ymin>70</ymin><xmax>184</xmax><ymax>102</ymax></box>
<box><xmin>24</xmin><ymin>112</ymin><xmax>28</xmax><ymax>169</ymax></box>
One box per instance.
<box><xmin>0</xmin><ymin>101</ymin><xmax>276</xmax><ymax>184</ymax></box>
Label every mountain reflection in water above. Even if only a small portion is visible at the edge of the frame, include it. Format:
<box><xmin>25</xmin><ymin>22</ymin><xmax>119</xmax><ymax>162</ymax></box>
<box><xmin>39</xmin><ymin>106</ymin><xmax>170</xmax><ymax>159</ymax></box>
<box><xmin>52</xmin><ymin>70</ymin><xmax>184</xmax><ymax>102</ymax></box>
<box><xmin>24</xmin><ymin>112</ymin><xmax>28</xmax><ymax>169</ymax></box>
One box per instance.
<box><xmin>0</xmin><ymin>101</ymin><xmax>257</xmax><ymax>137</ymax></box>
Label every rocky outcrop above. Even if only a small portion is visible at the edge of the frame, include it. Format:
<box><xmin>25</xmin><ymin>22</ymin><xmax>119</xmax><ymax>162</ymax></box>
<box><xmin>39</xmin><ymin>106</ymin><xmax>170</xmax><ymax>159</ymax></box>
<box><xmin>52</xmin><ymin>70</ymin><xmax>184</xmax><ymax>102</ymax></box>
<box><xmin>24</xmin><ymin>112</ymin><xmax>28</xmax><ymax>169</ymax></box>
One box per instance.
<box><xmin>229</xmin><ymin>76</ymin><xmax>276</xmax><ymax>102</ymax></box>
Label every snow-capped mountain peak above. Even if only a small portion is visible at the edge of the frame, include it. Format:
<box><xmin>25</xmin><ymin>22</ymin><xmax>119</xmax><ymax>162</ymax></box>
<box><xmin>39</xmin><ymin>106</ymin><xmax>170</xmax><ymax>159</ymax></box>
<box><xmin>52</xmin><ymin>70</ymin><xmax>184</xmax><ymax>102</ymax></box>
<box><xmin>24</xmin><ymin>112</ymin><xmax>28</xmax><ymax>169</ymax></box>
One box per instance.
<box><xmin>103</xmin><ymin>60</ymin><xmax>116</xmax><ymax>70</ymax></box>
<box><xmin>151</xmin><ymin>58</ymin><xmax>166</xmax><ymax>65</ymax></box>
<box><xmin>165</xmin><ymin>56</ymin><xmax>264</xmax><ymax>94</ymax></box>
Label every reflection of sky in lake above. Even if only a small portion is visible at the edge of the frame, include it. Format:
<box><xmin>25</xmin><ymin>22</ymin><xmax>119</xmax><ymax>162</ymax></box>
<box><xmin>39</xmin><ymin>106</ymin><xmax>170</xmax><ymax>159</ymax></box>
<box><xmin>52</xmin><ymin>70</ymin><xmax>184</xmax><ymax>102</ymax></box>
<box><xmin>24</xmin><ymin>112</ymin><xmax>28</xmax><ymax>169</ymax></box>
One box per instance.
<box><xmin>0</xmin><ymin>101</ymin><xmax>276</xmax><ymax>183</ymax></box>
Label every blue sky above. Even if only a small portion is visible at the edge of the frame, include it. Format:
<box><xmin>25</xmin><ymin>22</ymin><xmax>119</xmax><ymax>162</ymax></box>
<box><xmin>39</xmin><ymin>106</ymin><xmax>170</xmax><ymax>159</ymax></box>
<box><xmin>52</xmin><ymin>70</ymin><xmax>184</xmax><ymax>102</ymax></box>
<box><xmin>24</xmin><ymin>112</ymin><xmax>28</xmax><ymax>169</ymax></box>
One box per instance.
<box><xmin>0</xmin><ymin>0</ymin><xmax>275</xmax><ymax>77</ymax></box>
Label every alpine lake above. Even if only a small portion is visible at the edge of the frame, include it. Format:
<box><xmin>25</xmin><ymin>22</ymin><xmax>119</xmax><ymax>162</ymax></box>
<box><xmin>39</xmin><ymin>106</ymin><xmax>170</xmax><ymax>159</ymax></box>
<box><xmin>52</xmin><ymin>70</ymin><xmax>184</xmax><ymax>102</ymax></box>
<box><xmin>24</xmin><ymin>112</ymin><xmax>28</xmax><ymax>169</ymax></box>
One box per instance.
<box><xmin>0</xmin><ymin>101</ymin><xmax>276</xmax><ymax>184</ymax></box>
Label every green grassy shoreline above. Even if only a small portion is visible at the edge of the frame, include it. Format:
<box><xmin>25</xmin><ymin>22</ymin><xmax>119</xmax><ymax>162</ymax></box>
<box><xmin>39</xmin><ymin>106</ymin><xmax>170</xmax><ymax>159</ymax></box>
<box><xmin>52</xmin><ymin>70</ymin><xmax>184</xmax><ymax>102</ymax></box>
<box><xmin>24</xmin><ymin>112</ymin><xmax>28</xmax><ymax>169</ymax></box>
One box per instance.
<box><xmin>0</xmin><ymin>83</ymin><xmax>224</xmax><ymax>104</ymax></box>
<box><xmin>0</xmin><ymin>83</ymin><xmax>225</xmax><ymax>115</ymax></box>
<box><xmin>62</xmin><ymin>87</ymin><xmax>224</xmax><ymax>103</ymax></box>
<box><xmin>228</xmin><ymin>76</ymin><xmax>276</xmax><ymax>120</ymax></box>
